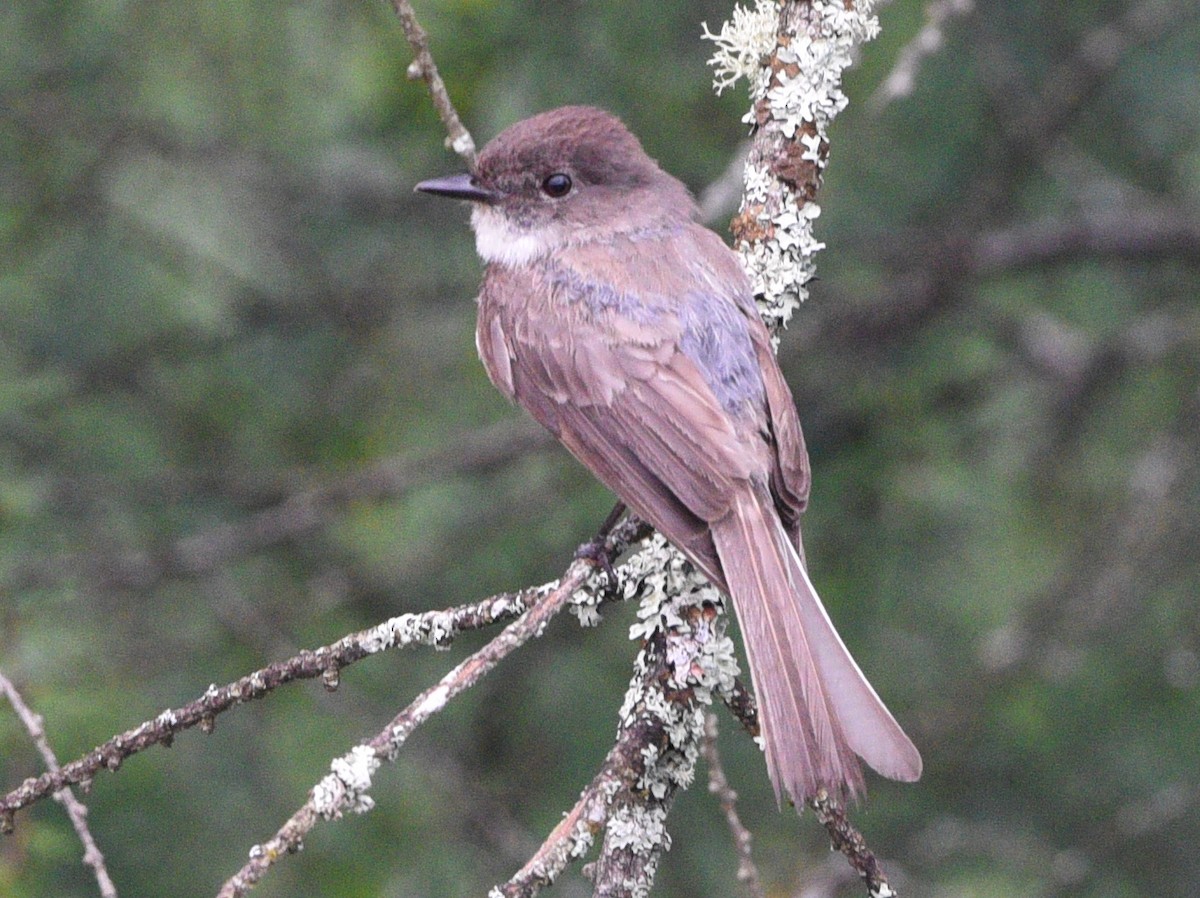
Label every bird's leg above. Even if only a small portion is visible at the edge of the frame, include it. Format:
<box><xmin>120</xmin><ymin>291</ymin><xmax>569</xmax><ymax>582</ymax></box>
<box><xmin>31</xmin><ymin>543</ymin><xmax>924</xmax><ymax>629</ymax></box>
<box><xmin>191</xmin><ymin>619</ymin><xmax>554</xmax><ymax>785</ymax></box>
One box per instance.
<box><xmin>573</xmin><ymin>501</ymin><xmax>628</xmax><ymax>593</ymax></box>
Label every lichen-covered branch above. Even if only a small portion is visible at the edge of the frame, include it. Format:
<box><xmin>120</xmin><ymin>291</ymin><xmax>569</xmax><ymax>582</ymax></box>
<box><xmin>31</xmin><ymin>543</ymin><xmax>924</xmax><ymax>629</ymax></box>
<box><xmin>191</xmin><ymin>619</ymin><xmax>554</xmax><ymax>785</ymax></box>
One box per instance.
<box><xmin>489</xmin><ymin>674</ymin><xmax>668</xmax><ymax>897</ymax></box>
<box><xmin>705</xmin><ymin>0</ymin><xmax>881</xmax><ymax>333</ymax></box>
<box><xmin>703</xmin><ymin>6</ymin><xmax>904</xmax><ymax>894</ymax></box>
<box><xmin>588</xmin><ymin>540</ymin><xmax>738</xmax><ymax>898</ymax></box>
<box><xmin>488</xmin><ymin>536</ymin><xmax>740</xmax><ymax>898</ymax></box>
<box><xmin>215</xmin><ymin>517</ymin><xmax>648</xmax><ymax>898</ymax></box>
<box><xmin>0</xmin><ymin>518</ymin><xmax>648</xmax><ymax>831</ymax></box>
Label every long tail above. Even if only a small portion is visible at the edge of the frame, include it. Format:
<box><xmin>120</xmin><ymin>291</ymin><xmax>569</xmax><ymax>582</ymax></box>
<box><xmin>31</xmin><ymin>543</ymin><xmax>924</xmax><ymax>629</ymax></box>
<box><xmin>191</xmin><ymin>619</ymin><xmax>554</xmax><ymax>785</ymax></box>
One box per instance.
<box><xmin>710</xmin><ymin>488</ymin><xmax>922</xmax><ymax>804</ymax></box>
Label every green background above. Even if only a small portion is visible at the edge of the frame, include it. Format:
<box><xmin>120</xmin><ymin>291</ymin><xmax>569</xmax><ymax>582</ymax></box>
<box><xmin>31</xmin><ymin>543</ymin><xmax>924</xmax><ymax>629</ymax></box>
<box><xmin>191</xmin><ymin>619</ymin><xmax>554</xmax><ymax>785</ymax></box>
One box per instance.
<box><xmin>2</xmin><ymin>1</ymin><xmax>1198</xmax><ymax>896</ymax></box>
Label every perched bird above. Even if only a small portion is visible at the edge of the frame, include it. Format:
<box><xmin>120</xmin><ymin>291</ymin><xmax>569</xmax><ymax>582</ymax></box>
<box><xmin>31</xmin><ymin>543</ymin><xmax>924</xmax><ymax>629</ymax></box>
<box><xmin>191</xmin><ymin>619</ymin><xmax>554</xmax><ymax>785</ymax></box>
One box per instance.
<box><xmin>417</xmin><ymin>105</ymin><xmax>921</xmax><ymax>803</ymax></box>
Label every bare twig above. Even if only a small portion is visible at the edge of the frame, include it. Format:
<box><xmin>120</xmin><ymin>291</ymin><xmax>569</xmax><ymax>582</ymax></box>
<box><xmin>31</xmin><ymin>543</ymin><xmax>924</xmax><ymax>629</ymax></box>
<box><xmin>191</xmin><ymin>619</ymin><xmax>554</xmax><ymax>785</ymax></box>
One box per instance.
<box><xmin>701</xmin><ymin>712</ymin><xmax>764</xmax><ymax>898</ymax></box>
<box><xmin>215</xmin><ymin>517</ymin><xmax>649</xmax><ymax>897</ymax></box>
<box><xmin>978</xmin><ymin>0</ymin><xmax>1180</xmax><ymax>170</ymax></box>
<box><xmin>169</xmin><ymin>418</ymin><xmax>551</xmax><ymax>579</ymax></box>
<box><xmin>0</xmin><ymin>671</ymin><xmax>118</xmax><ymax>898</ymax></box>
<box><xmin>809</xmin><ymin>791</ymin><xmax>896</xmax><ymax>898</ymax></box>
<box><xmin>972</xmin><ymin>207</ymin><xmax>1200</xmax><ymax>274</ymax></box>
<box><xmin>698</xmin><ymin>140</ymin><xmax>752</xmax><ymax>225</ymax></box>
<box><xmin>720</xmin><ymin>677</ymin><xmax>761</xmax><ymax>740</ymax></box>
<box><xmin>788</xmin><ymin>195</ymin><xmax>1200</xmax><ymax>385</ymax></box>
<box><xmin>389</xmin><ymin>0</ymin><xmax>476</xmax><ymax>164</ymax></box>
<box><xmin>719</xmin><ymin>679</ymin><xmax>896</xmax><ymax>897</ymax></box>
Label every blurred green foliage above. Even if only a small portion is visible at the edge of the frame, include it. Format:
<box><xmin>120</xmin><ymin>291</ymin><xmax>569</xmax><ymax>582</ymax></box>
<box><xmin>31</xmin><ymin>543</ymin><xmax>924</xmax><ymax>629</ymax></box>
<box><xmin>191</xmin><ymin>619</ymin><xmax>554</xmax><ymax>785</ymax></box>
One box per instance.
<box><xmin>2</xmin><ymin>1</ymin><xmax>1198</xmax><ymax>896</ymax></box>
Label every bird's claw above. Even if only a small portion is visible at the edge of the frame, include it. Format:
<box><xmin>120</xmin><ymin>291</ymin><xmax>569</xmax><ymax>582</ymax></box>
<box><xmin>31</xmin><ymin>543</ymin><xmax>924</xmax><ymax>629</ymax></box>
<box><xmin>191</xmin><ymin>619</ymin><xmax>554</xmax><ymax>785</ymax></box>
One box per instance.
<box><xmin>574</xmin><ymin>538</ymin><xmax>620</xmax><ymax>596</ymax></box>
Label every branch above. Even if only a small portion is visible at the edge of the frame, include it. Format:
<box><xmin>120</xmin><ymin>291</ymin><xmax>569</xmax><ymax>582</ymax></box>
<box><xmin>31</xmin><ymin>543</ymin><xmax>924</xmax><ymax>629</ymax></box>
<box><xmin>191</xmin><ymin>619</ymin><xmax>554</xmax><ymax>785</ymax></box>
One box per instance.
<box><xmin>978</xmin><ymin>0</ymin><xmax>1178</xmax><ymax>168</ymax></box>
<box><xmin>214</xmin><ymin>516</ymin><xmax>648</xmax><ymax>898</ymax></box>
<box><xmin>0</xmin><ymin>516</ymin><xmax>646</xmax><ymax>829</ymax></box>
<box><xmin>389</xmin><ymin>0</ymin><xmax>476</xmax><ymax>164</ymax></box>
<box><xmin>972</xmin><ymin>207</ymin><xmax>1200</xmax><ymax>274</ymax></box>
<box><xmin>700</xmin><ymin>712</ymin><xmax>765</xmax><ymax>898</ymax></box>
<box><xmin>871</xmin><ymin>0</ymin><xmax>974</xmax><ymax>107</ymax></box>
<box><xmin>168</xmin><ymin>418</ymin><xmax>551</xmax><ymax>579</ymax></box>
<box><xmin>491</xmin><ymin>538</ymin><xmax>744</xmax><ymax>898</ymax></box>
<box><xmin>794</xmin><ymin>201</ymin><xmax>1200</xmax><ymax>372</ymax></box>
<box><xmin>588</xmin><ymin>547</ymin><xmax>737</xmax><ymax>898</ymax></box>
<box><xmin>490</xmin><ymin>678</ymin><xmax>669</xmax><ymax>897</ymax></box>
<box><xmin>719</xmin><ymin>676</ymin><xmax>896</xmax><ymax>897</ymax></box>
<box><xmin>809</xmin><ymin>791</ymin><xmax>897</xmax><ymax>898</ymax></box>
<box><xmin>719</xmin><ymin>677</ymin><xmax>761</xmax><ymax>740</ymax></box>
<box><xmin>707</xmin><ymin>0</ymin><xmax>882</xmax><ymax>333</ymax></box>
<box><xmin>0</xmin><ymin>671</ymin><xmax>118</xmax><ymax>898</ymax></box>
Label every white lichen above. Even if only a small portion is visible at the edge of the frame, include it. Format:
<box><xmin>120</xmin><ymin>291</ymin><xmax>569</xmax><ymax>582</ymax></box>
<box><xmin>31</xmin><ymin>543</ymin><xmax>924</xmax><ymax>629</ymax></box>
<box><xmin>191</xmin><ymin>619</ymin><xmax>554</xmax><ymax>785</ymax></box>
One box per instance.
<box><xmin>360</xmin><ymin>607</ymin><xmax>461</xmax><ymax>654</ymax></box>
<box><xmin>605</xmin><ymin>803</ymin><xmax>671</xmax><ymax>853</ymax></box>
<box><xmin>411</xmin><ymin>683</ymin><xmax>450</xmax><ymax>718</ymax></box>
<box><xmin>569</xmin><ymin>568</ymin><xmax>609</xmax><ymax>626</ymax></box>
<box><xmin>311</xmin><ymin>744</ymin><xmax>380</xmax><ymax>820</ymax></box>
<box><xmin>703</xmin><ymin>0</ymin><xmax>881</xmax><ymax>330</ymax></box>
<box><xmin>701</xmin><ymin>5</ymin><xmax>777</xmax><ymax>96</ymax></box>
<box><xmin>450</xmin><ymin>132</ymin><xmax>476</xmax><ymax>157</ymax></box>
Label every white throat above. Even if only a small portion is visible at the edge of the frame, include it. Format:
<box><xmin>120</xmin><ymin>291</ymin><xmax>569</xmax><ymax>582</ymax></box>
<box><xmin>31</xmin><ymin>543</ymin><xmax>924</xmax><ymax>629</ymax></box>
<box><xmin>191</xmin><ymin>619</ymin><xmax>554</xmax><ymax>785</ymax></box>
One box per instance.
<box><xmin>470</xmin><ymin>206</ymin><xmax>554</xmax><ymax>267</ymax></box>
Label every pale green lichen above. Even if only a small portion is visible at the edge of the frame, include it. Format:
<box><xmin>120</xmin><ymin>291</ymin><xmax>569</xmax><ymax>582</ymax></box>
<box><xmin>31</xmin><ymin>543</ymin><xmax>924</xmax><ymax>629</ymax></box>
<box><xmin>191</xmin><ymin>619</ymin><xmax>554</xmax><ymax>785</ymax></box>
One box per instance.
<box><xmin>703</xmin><ymin>0</ymin><xmax>881</xmax><ymax>330</ymax></box>
<box><xmin>701</xmin><ymin>4</ymin><xmax>777</xmax><ymax>96</ymax></box>
<box><xmin>311</xmin><ymin>745</ymin><xmax>380</xmax><ymax>820</ymax></box>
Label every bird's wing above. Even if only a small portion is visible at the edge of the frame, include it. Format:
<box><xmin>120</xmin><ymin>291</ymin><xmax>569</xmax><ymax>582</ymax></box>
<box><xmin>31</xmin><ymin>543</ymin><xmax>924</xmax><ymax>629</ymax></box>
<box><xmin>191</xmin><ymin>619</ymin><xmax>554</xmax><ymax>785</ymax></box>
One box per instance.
<box><xmin>745</xmin><ymin>306</ymin><xmax>811</xmax><ymax>554</ymax></box>
<box><xmin>476</xmin><ymin>225</ymin><xmax>777</xmax><ymax>587</ymax></box>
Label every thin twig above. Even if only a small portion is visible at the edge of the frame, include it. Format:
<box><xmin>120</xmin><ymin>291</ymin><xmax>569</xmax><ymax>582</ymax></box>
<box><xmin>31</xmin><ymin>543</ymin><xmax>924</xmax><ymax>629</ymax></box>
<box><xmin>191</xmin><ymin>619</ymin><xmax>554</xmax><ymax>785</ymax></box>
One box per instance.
<box><xmin>808</xmin><ymin>791</ymin><xmax>896</xmax><ymax>898</ymax></box>
<box><xmin>976</xmin><ymin>0</ymin><xmax>1180</xmax><ymax>191</ymax></box>
<box><xmin>389</xmin><ymin>0</ymin><xmax>476</xmax><ymax>164</ymax></box>
<box><xmin>720</xmin><ymin>682</ymin><xmax>896</xmax><ymax>897</ymax></box>
<box><xmin>720</xmin><ymin>677</ymin><xmax>761</xmax><ymax>740</ymax></box>
<box><xmin>0</xmin><ymin>671</ymin><xmax>118</xmax><ymax>898</ymax></box>
<box><xmin>5</xmin><ymin>418</ymin><xmax>552</xmax><ymax>597</ymax></box>
<box><xmin>701</xmin><ymin>712</ymin><xmax>764</xmax><ymax>898</ymax></box>
<box><xmin>972</xmin><ymin>207</ymin><xmax>1200</xmax><ymax>274</ymax></box>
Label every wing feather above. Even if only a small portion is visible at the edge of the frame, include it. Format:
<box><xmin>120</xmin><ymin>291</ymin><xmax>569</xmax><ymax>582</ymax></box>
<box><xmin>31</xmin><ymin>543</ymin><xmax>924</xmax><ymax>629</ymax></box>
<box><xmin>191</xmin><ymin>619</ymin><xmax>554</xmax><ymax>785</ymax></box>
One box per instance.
<box><xmin>475</xmin><ymin>225</ymin><xmax>773</xmax><ymax>586</ymax></box>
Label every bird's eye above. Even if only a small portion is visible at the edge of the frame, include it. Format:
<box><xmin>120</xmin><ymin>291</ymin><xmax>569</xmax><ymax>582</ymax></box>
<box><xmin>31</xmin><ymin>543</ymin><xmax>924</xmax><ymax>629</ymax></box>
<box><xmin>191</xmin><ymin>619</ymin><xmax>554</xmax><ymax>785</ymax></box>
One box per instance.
<box><xmin>541</xmin><ymin>173</ymin><xmax>572</xmax><ymax>198</ymax></box>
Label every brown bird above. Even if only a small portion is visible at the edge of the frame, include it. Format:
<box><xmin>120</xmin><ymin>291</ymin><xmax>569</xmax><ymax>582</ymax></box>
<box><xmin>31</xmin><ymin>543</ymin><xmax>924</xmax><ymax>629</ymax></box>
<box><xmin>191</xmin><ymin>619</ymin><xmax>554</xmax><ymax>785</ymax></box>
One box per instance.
<box><xmin>417</xmin><ymin>106</ymin><xmax>921</xmax><ymax>803</ymax></box>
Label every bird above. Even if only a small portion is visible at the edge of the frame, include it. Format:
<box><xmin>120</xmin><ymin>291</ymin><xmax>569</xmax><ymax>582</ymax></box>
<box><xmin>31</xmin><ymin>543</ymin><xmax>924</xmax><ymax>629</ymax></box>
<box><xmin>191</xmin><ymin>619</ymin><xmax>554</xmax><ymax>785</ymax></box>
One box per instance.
<box><xmin>416</xmin><ymin>105</ymin><xmax>921</xmax><ymax>804</ymax></box>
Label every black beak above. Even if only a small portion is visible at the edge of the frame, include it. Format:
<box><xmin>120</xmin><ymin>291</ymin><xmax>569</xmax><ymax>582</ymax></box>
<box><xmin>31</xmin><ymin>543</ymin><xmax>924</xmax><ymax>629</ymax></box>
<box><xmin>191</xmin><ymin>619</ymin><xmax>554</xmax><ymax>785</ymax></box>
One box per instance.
<box><xmin>415</xmin><ymin>173</ymin><xmax>496</xmax><ymax>203</ymax></box>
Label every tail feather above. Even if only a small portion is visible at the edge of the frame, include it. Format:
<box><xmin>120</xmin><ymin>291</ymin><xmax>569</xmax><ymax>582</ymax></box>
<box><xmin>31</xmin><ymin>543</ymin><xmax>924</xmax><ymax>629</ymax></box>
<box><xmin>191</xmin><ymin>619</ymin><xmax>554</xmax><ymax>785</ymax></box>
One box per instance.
<box><xmin>710</xmin><ymin>489</ymin><xmax>922</xmax><ymax>803</ymax></box>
